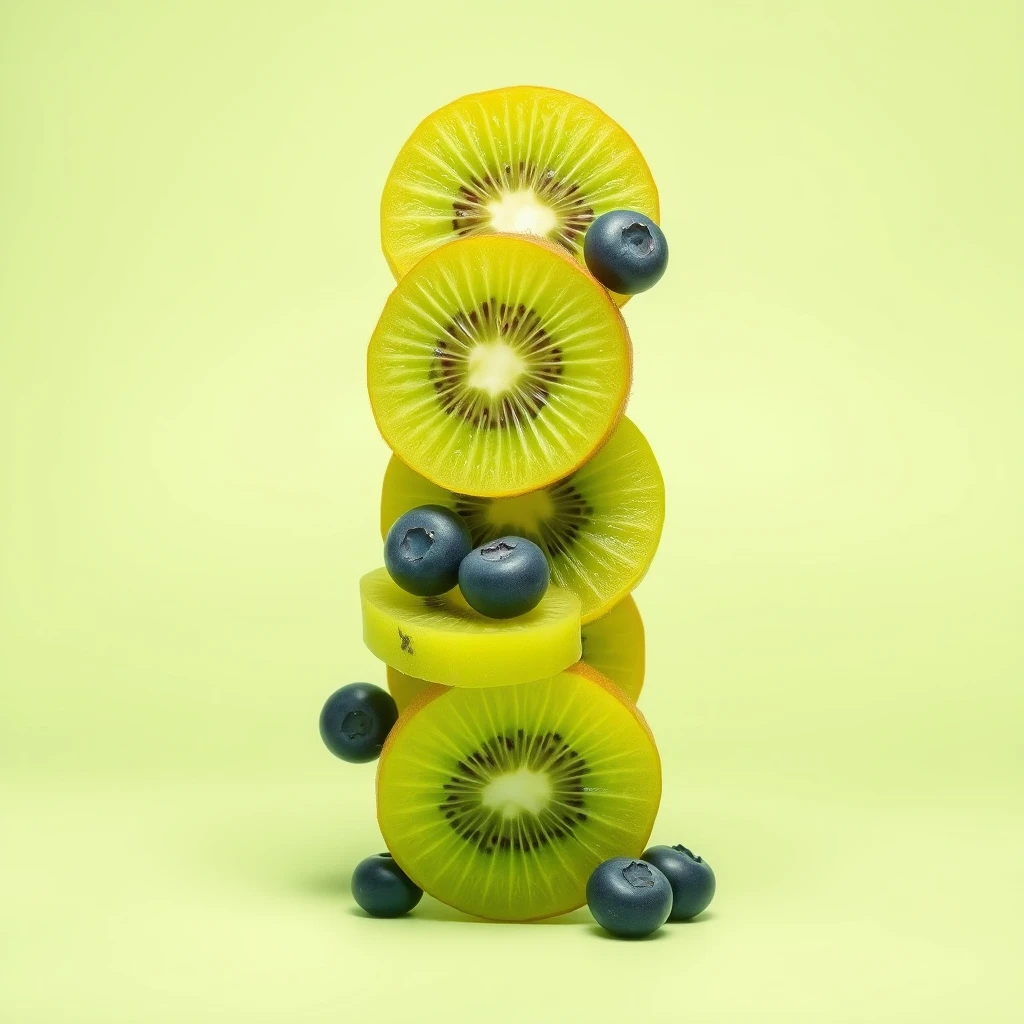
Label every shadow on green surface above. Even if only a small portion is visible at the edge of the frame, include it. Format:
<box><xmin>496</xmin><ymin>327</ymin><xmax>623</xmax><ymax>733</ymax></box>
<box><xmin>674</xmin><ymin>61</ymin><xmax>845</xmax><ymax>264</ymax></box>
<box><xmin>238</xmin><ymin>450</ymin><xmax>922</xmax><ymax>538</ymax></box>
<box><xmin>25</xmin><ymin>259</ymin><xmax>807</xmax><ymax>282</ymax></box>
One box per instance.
<box><xmin>295</xmin><ymin>869</ymin><xmax>592</xmax><ymax>925</ymax></box>
<box><xmin>587</xmin><ymin>923</ymin><xmax>671</xmax><ymax>941</ymax></box>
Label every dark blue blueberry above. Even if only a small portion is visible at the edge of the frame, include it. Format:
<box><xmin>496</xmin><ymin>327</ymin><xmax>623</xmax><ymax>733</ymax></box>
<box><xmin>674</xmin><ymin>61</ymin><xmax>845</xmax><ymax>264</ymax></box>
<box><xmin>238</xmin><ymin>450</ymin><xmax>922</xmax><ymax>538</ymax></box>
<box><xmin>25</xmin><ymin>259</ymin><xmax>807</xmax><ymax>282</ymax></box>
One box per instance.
<box><xmin>351</xmin><ymin>852</ymin><xmax>423</xmax><ymax>917</ymax></box>
<box><xmin>583</xmin><ymin>210</ymin><xmax>668</xmax><ymax>294</ymax></box>
<box><xmin>319</xmin><ymin>683</ymin><xmax>398</xmax><ymax>764</ymax></box>
<box><xmin>586</xmin><ymin>857</ymin><xmax>673</xmax><ymax>938</ymax></box>
<box><xmin>384</xmin><ymin>504</ymin><xmax>472</xmax><ymax>597</ymax></box>
<box><xmin>641</xmin><ymin>844</ymin><xmax>716</xmax><ymax>920</ymax></box>
<box><xmin>457</xmin><ymin>536</ymin><xmax>549</xmax><ymax>619</ymax></box>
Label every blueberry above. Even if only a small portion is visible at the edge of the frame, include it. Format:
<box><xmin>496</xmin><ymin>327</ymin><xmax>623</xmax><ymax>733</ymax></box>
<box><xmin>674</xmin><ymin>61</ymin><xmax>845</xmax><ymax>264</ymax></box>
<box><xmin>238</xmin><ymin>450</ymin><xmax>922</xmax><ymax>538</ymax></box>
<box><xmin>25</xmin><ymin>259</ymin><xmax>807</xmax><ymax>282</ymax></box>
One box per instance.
<box><xmin>586</xmin><ymin>857</ymin><xmax>673</xmax><ymax>938</ymax></box>
<box><xmin>583</xmin><ymin>210</ymin><xmax>668</xmax><ymax>294</ymax></box>
<box><xmin>641</xmin><ymin>844</ymin><xmax>716</xmax><ymax>920</ymax></box>
<box><xmin>457</xmin><ymin>536</ymin><xmax>549</xmax><ymax>618</ymax></box>
<box><xmin>384</xmin><ymin>505</ymin><xmax>472</xmax><ymax>597</ymax></box>
<box><xmin>319</xmin><ymin>683</ymin><xmax>398</xmax><ymax>763</ymax></box>
<box><xmin>351</xmin><ymin>852</ymin><xmax>423</xmax><ymax>917</ymax></box>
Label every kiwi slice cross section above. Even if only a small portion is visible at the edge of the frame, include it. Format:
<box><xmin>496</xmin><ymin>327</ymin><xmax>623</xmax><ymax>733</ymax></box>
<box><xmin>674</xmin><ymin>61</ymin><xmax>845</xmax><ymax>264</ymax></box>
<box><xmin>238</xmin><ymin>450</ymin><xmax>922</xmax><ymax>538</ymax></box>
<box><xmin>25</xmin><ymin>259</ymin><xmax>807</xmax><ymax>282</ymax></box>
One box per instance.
<box><xmin>380</xmin><ymin>85</ymin><xmax>660</xmax><ymax>305</ymax></box>
<box><xmin>380</xmin><ymin>417</ymin><xmax>664</xmax><ymax>623</ymax></box>
<box><xmin>377</xmin><ymin>664</ymin><xmax>661</xmax><ymax>921</ymax></box>
<box><xmin>368</xmin><ymin>233</ymin><xmax>632</xmax><ymax>498</ymax></box>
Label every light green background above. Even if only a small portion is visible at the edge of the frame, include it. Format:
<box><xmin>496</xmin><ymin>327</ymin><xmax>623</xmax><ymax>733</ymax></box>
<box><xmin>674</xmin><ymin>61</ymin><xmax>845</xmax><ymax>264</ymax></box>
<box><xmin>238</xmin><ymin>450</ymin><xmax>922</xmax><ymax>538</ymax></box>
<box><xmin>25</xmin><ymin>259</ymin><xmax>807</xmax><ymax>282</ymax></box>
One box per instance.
<box><xmin>1</xmin><ymin>2</ymin><xmax>1021</xmax><ymax>1021</ymax></box>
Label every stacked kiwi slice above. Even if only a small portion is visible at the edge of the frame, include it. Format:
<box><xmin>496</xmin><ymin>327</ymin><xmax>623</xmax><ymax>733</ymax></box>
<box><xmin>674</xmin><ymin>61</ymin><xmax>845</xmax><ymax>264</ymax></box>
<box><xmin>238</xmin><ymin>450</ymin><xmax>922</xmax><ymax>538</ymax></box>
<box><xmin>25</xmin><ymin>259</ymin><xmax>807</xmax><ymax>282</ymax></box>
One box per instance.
<box><xmin>359</xmin><ymin>86</ymin><xmax>667</xmax><ymax>922</ymax></box>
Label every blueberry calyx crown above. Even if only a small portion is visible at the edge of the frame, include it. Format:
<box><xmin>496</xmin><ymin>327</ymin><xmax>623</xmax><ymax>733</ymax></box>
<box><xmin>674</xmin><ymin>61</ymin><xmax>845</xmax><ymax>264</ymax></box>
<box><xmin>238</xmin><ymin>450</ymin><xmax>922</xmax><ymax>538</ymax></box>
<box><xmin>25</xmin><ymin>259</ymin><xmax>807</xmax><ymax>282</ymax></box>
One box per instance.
<box><xmin>622</xmin><ymin>221</ymin><xmax>655</xmax><ymax>255</ymax></box>
<box><xmin>399</xmin><ymin>527</ymin><xmax>434</xmax><ymax>561</ymax></box>
<box><xmin>480</xmin><ymin>540</ymin><xmax>517</xmax><ymax>561</ymax></box>
<box><xmin>672</xmin><ymin>843</ymin><xmax>702</xmax><ymax>863</ymax></box>
<box><xmin>622</xmin><ymin>861</ymin><xmax>656</xmax><ymax>888</ymax></box>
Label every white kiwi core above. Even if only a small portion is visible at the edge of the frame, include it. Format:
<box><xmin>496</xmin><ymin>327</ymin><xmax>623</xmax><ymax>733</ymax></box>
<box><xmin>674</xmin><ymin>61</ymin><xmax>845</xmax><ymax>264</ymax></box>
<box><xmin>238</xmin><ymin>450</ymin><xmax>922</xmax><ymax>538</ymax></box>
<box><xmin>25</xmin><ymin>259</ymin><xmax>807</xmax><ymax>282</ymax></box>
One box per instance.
<box><xmin>481</xmin><ymin>768</ymin><xmax>552</xmax><ymax>818</ymax></box>
<box><xmin>487</xmin><ymin>189</ymin><xmax>559</xmax><ymax>236</ymax></box>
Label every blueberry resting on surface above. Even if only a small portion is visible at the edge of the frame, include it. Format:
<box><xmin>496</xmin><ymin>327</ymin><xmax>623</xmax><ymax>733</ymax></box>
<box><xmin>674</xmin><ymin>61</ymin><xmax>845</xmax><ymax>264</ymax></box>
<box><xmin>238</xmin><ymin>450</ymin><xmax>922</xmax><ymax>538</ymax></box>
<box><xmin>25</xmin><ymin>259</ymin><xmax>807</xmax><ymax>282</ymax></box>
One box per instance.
<box><xmin>384</xmin><ymin>505</ymin><xmax>472</xmax><ymax>597</ymax></box>
<box><xmin>351</xmin><ymin>852</ymin><xmax>422</xmax><ymax>918</ymax></box>
<box><xmin>319</xmin><ymin>683</ymin><xmax>398</xmax><ymax>764</ymax></box>
<box><xmin>641</xmin><ymin>844</ymin><xmax>716</xmax><ymax>920</ymax></box>
<box><xmin>583</xmin><ymin>210</ymin><xmax>668</xmax><ymax>295</ymax></box>
<box><xmin>586</xmin><ymin>857</ymin><xmax>673</xmax><ymax>938</ymax></box>
<box><xmin>457</xmin><ymin>536</ymin><xmax>550</xmax><ymax>618</ymax></box>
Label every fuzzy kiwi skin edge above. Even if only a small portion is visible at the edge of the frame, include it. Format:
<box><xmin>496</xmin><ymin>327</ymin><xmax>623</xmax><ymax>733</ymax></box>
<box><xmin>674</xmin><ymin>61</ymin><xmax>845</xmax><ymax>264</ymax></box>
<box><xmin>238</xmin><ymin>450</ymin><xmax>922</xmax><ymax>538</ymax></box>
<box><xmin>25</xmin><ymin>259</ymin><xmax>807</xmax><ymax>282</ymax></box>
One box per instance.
<box><xmin>374</xmin><ymin>664</ymin><xmax>661</xmax><ymax>922</ymax></box>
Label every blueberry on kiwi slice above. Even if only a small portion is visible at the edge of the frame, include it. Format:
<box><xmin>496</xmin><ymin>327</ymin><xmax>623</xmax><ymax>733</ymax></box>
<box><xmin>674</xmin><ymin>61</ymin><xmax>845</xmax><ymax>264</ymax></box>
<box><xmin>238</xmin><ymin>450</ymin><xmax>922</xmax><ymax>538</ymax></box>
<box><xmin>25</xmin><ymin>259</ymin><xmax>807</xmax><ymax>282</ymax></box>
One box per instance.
<box><xmin>380</xmin><ymin>85</ymin><xmax>660</xmax><ymax>306</ymax></box>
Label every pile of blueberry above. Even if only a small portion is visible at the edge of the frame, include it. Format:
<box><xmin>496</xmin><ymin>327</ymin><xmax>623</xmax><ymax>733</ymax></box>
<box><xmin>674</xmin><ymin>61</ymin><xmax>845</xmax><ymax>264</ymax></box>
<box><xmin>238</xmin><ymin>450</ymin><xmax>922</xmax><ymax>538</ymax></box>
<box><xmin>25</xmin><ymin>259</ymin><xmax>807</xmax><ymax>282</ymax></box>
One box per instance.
<box><xmin>384</xmin><ymin>505</ymin><xmax>550</xmax><ymax>619</ymax></box>
<box><xmin>587</xmin><ymin>846</ymin><xmax>715</xmax><ymax>938</ymax></box>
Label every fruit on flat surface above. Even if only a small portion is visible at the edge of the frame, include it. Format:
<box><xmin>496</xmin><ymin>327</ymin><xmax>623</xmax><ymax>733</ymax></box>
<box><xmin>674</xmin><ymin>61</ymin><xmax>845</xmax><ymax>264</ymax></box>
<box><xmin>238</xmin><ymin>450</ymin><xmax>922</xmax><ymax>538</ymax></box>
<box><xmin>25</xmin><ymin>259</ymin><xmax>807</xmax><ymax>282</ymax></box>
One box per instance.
<box><xmin>584</xmin><ymin>210</ymin><xmax>668</xmax><ymax>295</ymax></box>
<box><xmin>376</xmin><ymin>663</ymin><xmax>661</xmax><ymax>921</ymax></box>
<box><xmin>351</xmin><ymin>852</ymin><xmax>423</xmax><ymax>917</ymax></box>
<box><xmin>580</xmin><ymin>595</ymin><xmax>645</xmax><ymax>701</ymax></box>
<box><xmin>384</xmin><ymin>504</ymin><xmax>472</xmax><ymax>596</ymax></box>
<box><xmin>586</xmin><ymin>857</ymin><xmax>673</xmax><ymax>938</ymax></box>
<box><xmin>458</xmin><ymin>536</ymin><xmax>549</xmax><ymax>618</ymax></box>
<box><xmin>319</xmin><ymin>683</ymin><xmax>398</xmax><ymax>764</ymax></box>
<box><xmin>386</xmin><ymin>666</ymin><xmax>439</xmax><ymax>713</ymax></box>
<box><xmin>379</xmin><ymin>417</ymin><xmax>663</xmax><ymax>622</ymax></box>
<box><xmin>367</xmin><ymin>232</ymin><xmax>632</xmax><ymax>498</ymax></box>
<box><xmin>380</xmin><ymin>85</ymin><xmax>659</xmax><ymax>305</ymax></box>
<box><xmin>360</xmin><ymin>567</ymin><xmax>580</xmax><ymax>687</ymax></box>
<box><xmin>641</xmin><ymin>844</ymin><xmax>716</xmax><ymax>921</ymax></box>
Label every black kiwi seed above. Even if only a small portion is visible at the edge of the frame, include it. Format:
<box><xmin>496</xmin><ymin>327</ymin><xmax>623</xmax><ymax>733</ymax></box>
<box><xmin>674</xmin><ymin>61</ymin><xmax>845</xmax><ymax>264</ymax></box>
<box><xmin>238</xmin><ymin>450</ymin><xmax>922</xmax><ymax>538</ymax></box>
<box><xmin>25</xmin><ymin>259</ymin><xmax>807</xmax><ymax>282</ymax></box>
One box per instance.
<box><xmin>428</xmin><ymin>299</ymin><xmax>563</xmax><ymax>429</ymax></box>
<box><xmin>435</xmin><ymin>730</ymin><xmax>591</xmax><ymax>855</ymax></box>
<box><xmin>449</xmin><ymin>163</ymin><xmax>596</xmax><ymax>253</ymax></box>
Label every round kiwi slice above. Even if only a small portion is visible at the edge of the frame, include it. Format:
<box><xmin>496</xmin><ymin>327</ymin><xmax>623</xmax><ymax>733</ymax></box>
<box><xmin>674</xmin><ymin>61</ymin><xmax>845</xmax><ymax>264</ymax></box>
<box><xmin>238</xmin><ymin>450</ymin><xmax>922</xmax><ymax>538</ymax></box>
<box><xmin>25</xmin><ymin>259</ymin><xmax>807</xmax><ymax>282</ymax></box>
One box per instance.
<box><xmin>380</xmin><ymin>417</ymin><xmax>664</xmax><ymax>623</ymax></box>
<box><xmin>581</xmin><ymin>595</ymin><xmax>645</xmax><ymax>702</ymax></box>
<box><xmin>367</xmin><ymin>233</ymin><xmax>632</xmax><ymax>498</ymax></box>
<box><xmin>360</xmin><ymin>567</ymin><xmax>581</xmax><ymax>688</ymax></box>
<box><xmin>376</xmin><ymin>663</ymin><xmax>661</xmax><ymax>921</ymax></box>
<box><xmin>380</xmin><ymin>85</ymin><xmax>660</xmax><ymax>306</ymax></box>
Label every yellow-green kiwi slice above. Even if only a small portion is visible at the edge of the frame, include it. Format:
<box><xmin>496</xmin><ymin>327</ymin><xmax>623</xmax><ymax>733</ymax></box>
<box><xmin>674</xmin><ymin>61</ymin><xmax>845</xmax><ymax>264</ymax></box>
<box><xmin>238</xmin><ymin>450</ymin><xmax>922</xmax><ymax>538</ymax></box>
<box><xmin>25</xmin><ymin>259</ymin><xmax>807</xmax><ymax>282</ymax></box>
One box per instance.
<box><xmin>380</xmin><ymin>417</ymin><xmax>663</xmax><ymax>623</ymax></box>
<box><xmin>368</xmin><ymin>233</ymin><xmax>633</xmax><ymax>498</ymax></box>
<box><xmin>380</xmin><ymin>85</ymin><xmax>660</xmax><ymax>306</ymax></box>
<box><xmin>376</xmin><ymin>663</ymin><xmax>661</xmax><ymax>921</ymax></box>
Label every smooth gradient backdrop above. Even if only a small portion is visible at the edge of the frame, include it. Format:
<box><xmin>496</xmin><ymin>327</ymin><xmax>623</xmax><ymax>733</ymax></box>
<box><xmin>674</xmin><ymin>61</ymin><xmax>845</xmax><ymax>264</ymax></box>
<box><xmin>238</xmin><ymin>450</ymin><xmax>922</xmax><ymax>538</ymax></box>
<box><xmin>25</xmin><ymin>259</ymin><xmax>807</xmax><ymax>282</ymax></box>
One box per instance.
<box><xmin>1</xmin><ymin>2</ymin><xmax>1021</xmax><ymax>1021</ymax></box>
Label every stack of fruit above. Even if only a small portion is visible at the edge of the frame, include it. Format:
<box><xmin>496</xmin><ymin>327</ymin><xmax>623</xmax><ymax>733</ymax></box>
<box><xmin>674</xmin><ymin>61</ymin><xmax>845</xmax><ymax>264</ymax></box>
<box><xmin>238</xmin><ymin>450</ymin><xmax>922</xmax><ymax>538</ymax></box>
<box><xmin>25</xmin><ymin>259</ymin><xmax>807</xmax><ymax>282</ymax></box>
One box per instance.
<box><xmin>319</xmin><ymin>86</ymin><xmax>715</xmax><ymax>937</ymax></box>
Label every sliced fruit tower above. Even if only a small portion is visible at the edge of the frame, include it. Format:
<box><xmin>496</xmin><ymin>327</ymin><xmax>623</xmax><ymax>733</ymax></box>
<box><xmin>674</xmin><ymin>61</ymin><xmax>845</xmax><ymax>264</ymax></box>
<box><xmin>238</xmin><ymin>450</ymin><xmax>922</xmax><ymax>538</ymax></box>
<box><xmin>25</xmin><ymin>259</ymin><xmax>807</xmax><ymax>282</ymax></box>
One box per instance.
<box><xmin>362</xmin><ymin>86</ymin><xmax>665</xmax><ymax>922</ymax></box>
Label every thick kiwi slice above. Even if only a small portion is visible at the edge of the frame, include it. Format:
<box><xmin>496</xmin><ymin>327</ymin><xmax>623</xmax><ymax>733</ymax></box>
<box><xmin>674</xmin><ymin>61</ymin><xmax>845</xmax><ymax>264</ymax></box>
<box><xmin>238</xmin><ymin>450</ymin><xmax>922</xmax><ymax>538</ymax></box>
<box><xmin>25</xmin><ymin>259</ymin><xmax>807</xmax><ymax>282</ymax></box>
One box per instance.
<box><xmin>581</xmin><ymin>595</ymin><xmax>645</xmax><ymax>702</ymax></box>
<box><xmin>380</xmin><ymin>417</ymin><xmax>663</xmax><ymax>623</ymax></box>
<box><xmin>380</xmin><ymin>85</ymin><xmax>659</xmax><ymax>305</ymax></box>
<box><xmin>360</xmin><ymin>567</ymin><xmax>581</xmax><ymax>688</ymax></box>
<box><xmin>377</xmin><ymin>663</ymin><xmax>661</xmax><ymax>921</ymax></box>
<box><xmin>368</xmin><ymin>233</ymin><xmax>632</xmax><ymax>498</ymax></box>
<box><xmin>386</xmin><ymin>591</ymin><xmax>643</xmax><ymax>711</ymax></box>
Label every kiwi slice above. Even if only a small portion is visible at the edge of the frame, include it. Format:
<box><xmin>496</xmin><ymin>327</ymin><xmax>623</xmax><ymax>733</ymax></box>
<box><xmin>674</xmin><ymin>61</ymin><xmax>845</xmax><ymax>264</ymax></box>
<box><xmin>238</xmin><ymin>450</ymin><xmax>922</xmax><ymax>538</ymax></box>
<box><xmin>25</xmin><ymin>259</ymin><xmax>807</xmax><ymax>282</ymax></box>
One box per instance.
<box><xmin>360</xmin><ymin>567</ymin><xmax>581</xmax><ymax>688</ymax></box>
<box><xmin>386</xmin><ymin>666</ymin><xmax>437</xmax><ymax>714</ymax></box>
<box><xmin>377</xmin><ymin>663</ymin><xmax>661</xmax><ymax>921</ymax></box>
<box><xmin>380</xmin><ymin>85</ymin><xmax>659</xmax><ymax>305</ymax></box>
<box><xmin>367</xmin><ymin>233</ymin><xmax>632</xmax><ymax>498</ymax></box>
<box><xmin>380</xmin><ymin>417</ymin><xmax>663</xmax><ymax>623</ymax></box>
<box><xmin>386</xmin><ymin>592</ymin><xmax>643</xmax><ymax>716</ymax></box>
<box><xmin>387</xmin><ymin>594</ymin><xmax>643</xmax><ymax>710</ymax></box>
<box><xmin>581</xmin><ymin>596</ymin><xmax>645</xmax><ymax>702</ymax></box>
